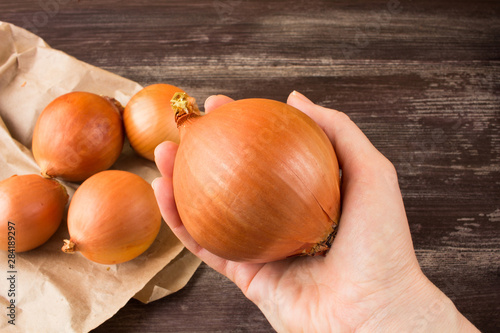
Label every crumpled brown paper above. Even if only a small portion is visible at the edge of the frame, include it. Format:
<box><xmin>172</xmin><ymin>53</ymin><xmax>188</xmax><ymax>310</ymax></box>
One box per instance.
<box><xmin>0</xmin><ymin>21</ymin><xmax>201</xmax><ymax>332</ymax></box>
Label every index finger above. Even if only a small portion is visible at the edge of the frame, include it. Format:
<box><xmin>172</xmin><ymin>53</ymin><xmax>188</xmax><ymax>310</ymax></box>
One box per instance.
<box><xmin>287</xmin><ymin>91</ymin><xmax>390</xmax><ymax>178</ymax></box>
<box><xmin>286</xmin><ymin>91</ymin><xmax>405</xmax><ymax>238</ymax></box>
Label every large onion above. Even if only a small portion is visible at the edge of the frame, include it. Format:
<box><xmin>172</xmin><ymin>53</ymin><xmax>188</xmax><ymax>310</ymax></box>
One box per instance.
<box><xmin>0</xmin><ymin>174</ymin><xmax>68</xmax><ymax>252</ymax></box>
<box><xmin>62</xmin><ymin>170</ymin><xmax>161</xmax><ymax>265</ymax></box>
<box><xmin>32</xmin><ymin>91</ymin><xmax>125</xmax><ymax>182</ymax></box>
<box><xmin>123</xmin><ymin>84</ymin><xmax>199</xmax><ymax>161</ymax></box>
<box><xmin>171</xmin><ymin>93</ymin><xmax>341</xmax><ymax>263</ymax></box>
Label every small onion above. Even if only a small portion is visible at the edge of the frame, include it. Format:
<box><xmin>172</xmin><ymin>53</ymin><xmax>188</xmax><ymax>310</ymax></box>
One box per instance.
<box><xmin>62</xmin><ymin>170</ymin><xmax>161</xmax><ymax>265</ymax></box>
<box><xmin>32</xmin><ymin>91</ymin><xmax>125</xmax><ymax>182</ymax></box>
<box><xmin>0</xmin><ymin>174</ymin><xmax>68</xmax><ymax>252</ymax></box>
<box><xmin>171</xmin><ymin>93</ymin><xmax>341</xmax><ymax>263</ymax></box>
<box><xmin>123</xmin><ymin>84</ymin><xmax>199</xmax><ymax>161</ymax></box>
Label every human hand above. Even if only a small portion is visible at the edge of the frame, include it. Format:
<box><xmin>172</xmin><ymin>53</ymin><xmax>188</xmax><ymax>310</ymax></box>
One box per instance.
<box><xmin>153</xmin><ymin>91</ymin><xmax>478</xmax><ymax>332</ymax></box>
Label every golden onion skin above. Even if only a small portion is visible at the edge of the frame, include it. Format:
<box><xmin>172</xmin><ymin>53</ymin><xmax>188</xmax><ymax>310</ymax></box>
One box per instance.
<box><xmin>32</xmin><ymin>91</ymin><xmax>124</xmax><ymax>182</ymax></box>
<box><xmin>0</xmin><ymin>174</ymin><xmax>68</xmax><ymax>252</ymax></box>
<box><xmin>64</xmin><ymin>170</ymin><xmax>161</xmax><ymax>265</ymax></box>
<box><xmin>173</xmin><ymin>98</ymin><xmax>341</xmax><ymax>263</ymax></box>
<box><xmin>123</xmin><ymin>84</ymin><xmax>186</xmax><ymax>161</ymax></box>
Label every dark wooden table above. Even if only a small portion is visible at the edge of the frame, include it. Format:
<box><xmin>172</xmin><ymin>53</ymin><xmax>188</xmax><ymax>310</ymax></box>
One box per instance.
<box><xmin>2</xmin><ymin>1</ymin><xmax>499</xmax><ymax>332</ymax></box>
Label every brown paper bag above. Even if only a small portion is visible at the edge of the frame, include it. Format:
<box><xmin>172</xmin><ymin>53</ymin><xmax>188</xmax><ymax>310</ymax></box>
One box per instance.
<box><xmin>0</xmin><ymin>21</ymin><xmax>200</xmax><ymax>332</ymax></box>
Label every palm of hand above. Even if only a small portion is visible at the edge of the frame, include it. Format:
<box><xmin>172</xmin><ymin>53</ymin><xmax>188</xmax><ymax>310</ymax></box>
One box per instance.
<box><xmin>236</xmin><ymin>165</ymin><xmax>420</xmax><ymax>332</ymax></box>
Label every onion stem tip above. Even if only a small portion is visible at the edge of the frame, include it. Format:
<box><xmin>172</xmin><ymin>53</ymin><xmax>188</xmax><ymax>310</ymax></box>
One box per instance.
<box><xmin>40</xmin><ymin>170</ymin><xmax>52</xmax><ymax>179</ymax></box>
<box><xmin>171</xmin><ymin>92</ymin><xmax>200</xmax><ymax>126</ymax></box>
<box><xmin>61</xmin><ymin>239</ymin><xmax>76</xmax><ymax>253</ymax></box>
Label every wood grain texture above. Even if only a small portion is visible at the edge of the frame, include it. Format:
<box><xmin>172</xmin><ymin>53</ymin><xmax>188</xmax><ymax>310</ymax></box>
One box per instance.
<box><xmin>1</xmin><ymin>0</ymin><xmax>499</xmax><ymax>332</ymax></box>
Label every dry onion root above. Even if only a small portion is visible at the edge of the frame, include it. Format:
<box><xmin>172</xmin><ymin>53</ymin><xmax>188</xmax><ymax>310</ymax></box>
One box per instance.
<box><xmin>32</xmin><ymin>91</ymin><xmax>125</xmax><ymax>182</ymax></box>
<box><xmin>62</xmin><ymin>170</ymin><xmax>161</xmax><ymax>265</ymax></box>
<box><xmin>0</xmin><ymin>174</ymin><xmax>68</xmax><ymax>252</ymax></box>
<box><xmin>171</xmin><ymin>93</ymin><xmax>341</xmax><ymax>263</ymax></box>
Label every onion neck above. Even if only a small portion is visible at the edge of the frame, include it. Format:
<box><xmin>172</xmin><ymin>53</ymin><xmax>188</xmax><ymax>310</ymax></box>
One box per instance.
<box><xmin>40</xmin><ymin>169</ymin><xmax>52</xmax><ymax>179</ymax></box>
<box><xmin>171</xmin><ymin>92</ymin><xmax>200</xmax><ymax>127</ymax></box>
<box><xmin>61</xmin><ymin>239</ymin><xmax>77</xmax><ymax>253</ymax></box>
<box><xmin>104</xmin><ymin>96</ymin><xmax>125</xmax><ymax>117</ymax></box>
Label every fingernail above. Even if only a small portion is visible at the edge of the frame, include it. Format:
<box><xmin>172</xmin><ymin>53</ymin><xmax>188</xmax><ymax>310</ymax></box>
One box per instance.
<box><xmin>205</xmin><ymin>94</ymin><xmax>217</xmax><ymax>104</ymax></box>
<box><xmin>204</xmin><ymin>95</ymin><xmax>218</xmax><ymax>112</ymax></box>
<box><xmin>290</xmin><ymin>90</ymin><xmax>313</xmax><ymax>104</ymax></box>
<box><xmin>151</xmin><ymin>177</ymin><xmax>160</xmax><ymax>190</ymax></box>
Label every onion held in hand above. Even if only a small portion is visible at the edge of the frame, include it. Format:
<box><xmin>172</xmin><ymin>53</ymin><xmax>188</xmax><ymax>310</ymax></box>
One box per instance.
<box><xmin>32</xmin><ymin>91</ymin><xmax>125</xmax><ymax>182</ymax></box>
<box><xmin>0</xmin><ymin>174</ymin><xmax>68</xmax><ymax>252</ymax></box>
<box><xmin>171</xmin><ymin>93</ymin><xmax>341</xmax><ymax>263</ymax></box>
<box><xmin>62</xmin><ymin>170</ymin><xmax>161</xmax><ymax>265</ymax></box>
<box><xmin>123</xmin><ymin>84</ymin><xmax>199</xmax><ymax>161</ymax></box>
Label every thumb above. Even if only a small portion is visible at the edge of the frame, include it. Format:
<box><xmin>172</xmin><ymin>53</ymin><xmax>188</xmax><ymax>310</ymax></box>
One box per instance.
<box><xmin>204</xmin><ymin>95</ymin><xmax>235</xmax><ymax>113</ymax></box>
